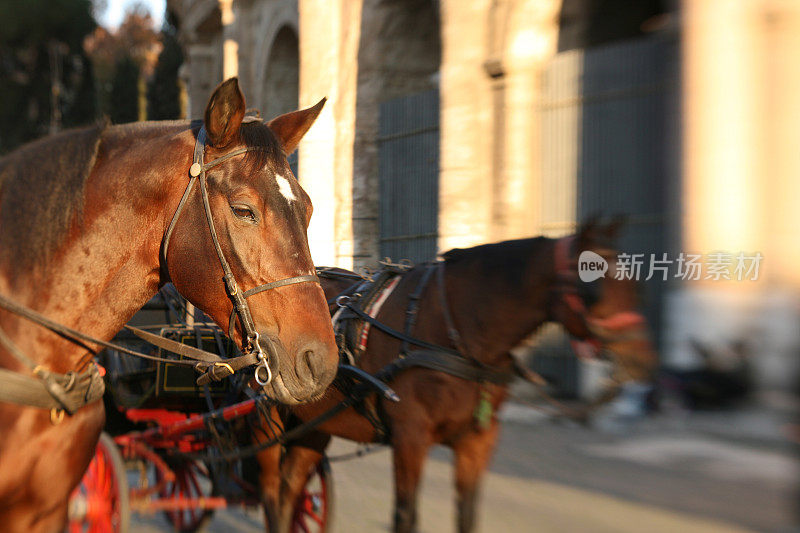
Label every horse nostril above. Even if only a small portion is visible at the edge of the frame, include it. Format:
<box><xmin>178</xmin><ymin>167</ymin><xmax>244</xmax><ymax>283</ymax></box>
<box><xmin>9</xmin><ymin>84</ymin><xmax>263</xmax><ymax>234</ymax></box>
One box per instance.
<box><xmin>304</xmin><ymin>350</ymin><xmax>315</xmax><ymax>376</ymax></box>
<box><xmin>294</xmin><ymin>349</ymin><xmax>316</xmax><ymax>384</ymax></box>
<box><xmin>294</xmin><ymin>342</ymin><xmax>335</xmax><ymax>387</ymax></box>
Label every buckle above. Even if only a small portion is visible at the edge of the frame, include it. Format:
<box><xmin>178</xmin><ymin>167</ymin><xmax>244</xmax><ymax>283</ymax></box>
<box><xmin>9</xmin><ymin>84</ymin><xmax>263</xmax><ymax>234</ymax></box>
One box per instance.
<box><xmin>249</xmin><ymin>332</ymin><xmax>273</xmax><ymax>386</ymax></box>
<box><xmin>50</xmin><ymin>408</ymin><xmax>65</xmax><ymax>425</ymax></box>
<box><xmin>213</xmin><ymin>361</ymin><xmax>234</xmax><ymax>377</ymax></box>
<box><xmin>254</xmin><ymin>360</ymin><xmax>272</xmax><ymax>387</ymax></box>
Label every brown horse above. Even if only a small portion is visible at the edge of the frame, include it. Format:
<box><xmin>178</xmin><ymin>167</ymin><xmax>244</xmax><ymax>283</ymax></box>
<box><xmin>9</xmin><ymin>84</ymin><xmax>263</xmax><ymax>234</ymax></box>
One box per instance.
<box><xmin>0</xmin><ymin>78</ymin><xmax>338</xmax><ymax>531</ymax></box>
<box><xmin>256</xmin><ymin>220</ymin><xmax>658</xmax><ymax>533</ymax></box>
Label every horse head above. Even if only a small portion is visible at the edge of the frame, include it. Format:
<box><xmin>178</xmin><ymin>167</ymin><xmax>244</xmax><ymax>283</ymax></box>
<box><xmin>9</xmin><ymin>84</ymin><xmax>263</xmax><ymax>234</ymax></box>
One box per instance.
<box><xmin>163</xmin><ymin>79</ymin><xmax>338</xmax><ymax>404</ymax></box>
<box><xmin>550</xmin><ymin>217</ymin><xmax>658</xmax><ymax>384</ymax></box>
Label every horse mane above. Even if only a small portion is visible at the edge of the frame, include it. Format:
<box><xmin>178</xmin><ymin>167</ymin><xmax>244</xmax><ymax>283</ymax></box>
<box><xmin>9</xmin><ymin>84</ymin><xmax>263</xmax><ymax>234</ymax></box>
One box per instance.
<box><xmin>441</xmin><ymin>237</ymin><xmax>549</xmax><ymax>286</ymax></box>
<box><xmin>0</xmin><ymin>121</ymin><xmax>107</xmax><ymax>271</ymax></box>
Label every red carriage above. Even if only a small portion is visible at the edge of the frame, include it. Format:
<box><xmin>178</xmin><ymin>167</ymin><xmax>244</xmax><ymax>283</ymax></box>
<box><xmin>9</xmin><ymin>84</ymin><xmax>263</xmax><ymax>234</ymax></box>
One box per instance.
<box><xmin>66</xmin><ymin>288</ymin><xmax>390</xmax><ymax>533</ymax></box>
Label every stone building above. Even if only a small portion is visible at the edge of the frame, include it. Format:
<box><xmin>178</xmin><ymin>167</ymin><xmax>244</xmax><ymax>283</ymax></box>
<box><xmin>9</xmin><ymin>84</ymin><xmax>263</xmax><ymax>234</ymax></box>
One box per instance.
<box><xmin>169</xmin><ymin>0</ymin><xmax>800</xmax><ymax>387</ymax></box>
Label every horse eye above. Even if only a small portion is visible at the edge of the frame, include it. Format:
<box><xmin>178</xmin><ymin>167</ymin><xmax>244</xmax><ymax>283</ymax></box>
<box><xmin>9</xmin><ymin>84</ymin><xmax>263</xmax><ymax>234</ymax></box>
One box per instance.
<box><xmin>231</xmin><ymin>205</ymin><xmax>257</xmax><ymax>222</ymax></box>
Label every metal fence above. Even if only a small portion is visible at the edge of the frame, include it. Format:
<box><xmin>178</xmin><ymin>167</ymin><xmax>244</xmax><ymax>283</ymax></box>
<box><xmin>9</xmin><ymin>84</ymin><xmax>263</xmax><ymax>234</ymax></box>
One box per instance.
<box><xmin>541</xmin><ymin>33</ymin><xmax>679</xmax><ymax>340</ymax></box>
<box><xmin>377</xmin><ymin>89</ymin><xmax>440</xmax><ymax>264</ymax></box>
<box><xmin>288</xmin><ymin>150</ymin><xmax>298</xmax><ymax>179</ymax></box>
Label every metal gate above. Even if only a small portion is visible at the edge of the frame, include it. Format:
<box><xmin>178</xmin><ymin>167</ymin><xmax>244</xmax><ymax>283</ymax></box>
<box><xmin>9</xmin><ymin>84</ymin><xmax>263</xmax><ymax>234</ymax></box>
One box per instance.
<box><xmin>528</xmin><ymin>33</ymin><xmax>680</xmax><ymax>394</ymax></box>
<box><xmin>377</xmin><ymin>89</ymin><xmax>440</xmax><ymax>264</ymax></box>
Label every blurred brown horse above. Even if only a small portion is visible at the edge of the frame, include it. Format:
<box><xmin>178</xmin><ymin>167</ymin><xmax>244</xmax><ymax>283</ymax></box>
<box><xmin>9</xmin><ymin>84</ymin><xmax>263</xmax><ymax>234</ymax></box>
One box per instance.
<box><xmin>0</xmin><ymin>78</ymin><xmax>338</xmax><ymax>531</ymax></box>
<box><xmin>256</xmin><ymin>220</ymin><xmax>657</xmax><ymax>533</ymax></box>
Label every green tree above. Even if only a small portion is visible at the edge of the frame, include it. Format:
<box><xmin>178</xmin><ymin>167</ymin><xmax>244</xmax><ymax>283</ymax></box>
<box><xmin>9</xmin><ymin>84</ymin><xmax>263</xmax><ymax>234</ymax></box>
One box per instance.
<box><xmin>84</xmin><ymin>4</ymin><xmax>159</xmax><ymax>120</ymax></box>
<box><xmin>63</xmin><ymin>52</ymin><xmax>98</xmax><ymax>128</ymax></box>
<box><xmin>109</xmin><ymin>55</ymin><xmax>139</xmax><ymax>124</ymax></box>
<box><xmin>0</xmin><ymin>0</ymin><xmax>97</xmax><ymax>153</ymax></box>
<box><xmin>147</xmin><ymin>12</ymin><xmax>184</xmax><ymax>120</ymax></box>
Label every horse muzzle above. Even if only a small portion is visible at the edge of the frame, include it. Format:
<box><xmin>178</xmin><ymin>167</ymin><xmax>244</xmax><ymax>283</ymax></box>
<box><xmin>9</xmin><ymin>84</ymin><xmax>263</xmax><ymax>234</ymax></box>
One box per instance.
<box><xmin>257</xmin><ymin>333</ymin><xmax>337</xmax><ymax>405</ymax></box>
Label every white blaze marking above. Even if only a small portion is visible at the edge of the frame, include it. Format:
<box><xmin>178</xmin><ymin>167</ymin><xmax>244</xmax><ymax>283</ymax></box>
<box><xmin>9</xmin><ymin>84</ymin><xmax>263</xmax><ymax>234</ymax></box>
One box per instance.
<box><xmin>276</xmin><ymin>174</ymin><xmax>297</xmax><ymax>203</ymax></box>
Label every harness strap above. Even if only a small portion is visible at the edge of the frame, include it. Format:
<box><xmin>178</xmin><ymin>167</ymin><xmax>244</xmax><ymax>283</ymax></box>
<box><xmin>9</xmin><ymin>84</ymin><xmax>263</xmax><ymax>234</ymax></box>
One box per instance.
<box><xmin>401</xmin><ymin>265</ymin><xmax>436</xmax><ymax>355</ymax></box>
<box><xmin>161</xmin><ymin>176</ymin><xmax>196</xmax><ymax>265</ymax></box>
<box><xmin>376</xmin><ymin>350</ymin><xmax>514</xmax><ymax>385</ymax></box>
<box><xmin>316</xmin><ymin>268</ymin><xmax>365</xmax><ymax>281</ymax></box>
<box><xmin>125</xmin><ymin>325</ymin><xmax>224</xmax><ymax>363</ymax></box>
<box><xmin>333</xmin><ymin>262</ymin><xmax>513</xmax><ymax>383</ymax></box>
<box><xmin>0</xmin><ymin>365</ymin><xmax>104</xmax><ymax>415</ymax></box>
<box><xmin>342</xmin><ymin>303</ymin><xmax>460</xmax><ymax>356</ymax></box>
<box><xmin>326</xmin><ymin>280</ymin><xmax>361</xmax><ymax>307</ymax></box>
<box><xmin>123</xmin><ymin>325</ymin><xmax>261</xmax><ymax>385</ymax></box>
<box><xmin>243</xmin><ymin>274</ymin><xmax>320</xmax><ymax>298</ymax></box>
<box><xmin>0</xmin><ymin>293</ymin><xmax>208</xmax><ymax>368</ymax></box>
<box><xmin>197</xmin><ymin>160</ymin><xmax>259</xmax><ymax>343</ymax></box>
<box><xmin>0</xmin><ymin>290</ymin><xmax>256</xmax><ymax>396</ymax></box>
<box><xmin>436</xmin><ymin>262</ymin><xmax>469</xmax><ymax>355</ymax></box>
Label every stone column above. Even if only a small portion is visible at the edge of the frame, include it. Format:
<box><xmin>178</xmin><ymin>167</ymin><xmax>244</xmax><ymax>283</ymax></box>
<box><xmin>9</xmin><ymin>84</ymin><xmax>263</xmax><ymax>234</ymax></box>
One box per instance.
<box><xmin>219</xmin><ymin>0</ymin><xmax>238</xmax><ymax>79</ymax></box>
<box><xmin>186</xmin><ymin>43</ymin><xmax>216</xmax><ymax>118</ymax></box>
<box><xmin>501</xmin><ymin>0</ymin><xmax>561</xmax><ymax>239</ymax></box>
<box><xmin>438</xmin><ymin>0</ymin><xmax>495</xmax><ymax>251</ymax></box>
<box><xmin>664</xmin><ymin>0</ymin><xmax>800</xmax><ymax>388</ymax></box>
<box><xmin>298</xmin><ymin>0</ymin><xmax>362</xmax><ymax>269</ymax></box>
<box><xmin>438</xmin><ymin>0</ymin><xmax>561</xmax><ymax>251</ymax></box>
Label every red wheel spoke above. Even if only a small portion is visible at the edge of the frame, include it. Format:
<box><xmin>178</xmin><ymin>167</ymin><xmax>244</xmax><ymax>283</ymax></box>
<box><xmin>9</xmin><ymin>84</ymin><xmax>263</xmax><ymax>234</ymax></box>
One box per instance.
<box><xmin>290</xmin><ymin>462</ymin><xmax>330</xmax><ymax>533</ymax></box>
<box><xmin>69</xmin><ymin>435</ymin><xmax>128</xmax><ymax>533</ymax></box>
<box><xmin>307</xmin><ymin>508</ymin><xmax>324</xmax><ymax>526</ymax></box>
<box><xmin>296</xmin><ymin>518</ymin><xmax>311</xmax><ymax>533</ymax></box>
<box><xmin>158</xmin><ymin>460</ymin><xmax>212</xmax><ymax>531</ymax></box>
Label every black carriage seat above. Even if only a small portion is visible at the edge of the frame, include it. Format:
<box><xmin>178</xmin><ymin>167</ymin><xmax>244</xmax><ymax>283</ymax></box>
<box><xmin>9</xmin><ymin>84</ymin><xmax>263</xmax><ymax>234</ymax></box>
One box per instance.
<box><xmin>101</xmin><ymin>324</ymin><xmax>236</xmax><ymax>411</ymax></box>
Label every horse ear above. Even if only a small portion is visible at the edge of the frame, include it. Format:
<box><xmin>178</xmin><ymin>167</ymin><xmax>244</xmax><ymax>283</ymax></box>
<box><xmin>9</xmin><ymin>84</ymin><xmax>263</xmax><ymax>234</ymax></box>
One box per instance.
<box><xmin>577</xmin><ymin>213</ymin><xmax>601</xmax><ymax>246</ymax></box>
<box><xmin>204</xmin><ymin>78</ymin><xmax>246</xmax><ymax>148</ymax></box>
<box><xmin>603</xmin><ymin>214</ymin><xmax>627</xmax><ymax>242</ymax></box>
<box><xmin>267</xmin><ymin>98</ymin><xmax>326</xmax><ymax>155</ymax></box>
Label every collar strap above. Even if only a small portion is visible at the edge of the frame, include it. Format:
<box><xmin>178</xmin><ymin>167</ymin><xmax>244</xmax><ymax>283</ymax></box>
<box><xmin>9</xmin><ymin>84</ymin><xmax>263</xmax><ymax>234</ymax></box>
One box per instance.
<box><xmin>554</xmin><ymin>235</ymin><xmax>576</xmax><ymax>277</ymax></box>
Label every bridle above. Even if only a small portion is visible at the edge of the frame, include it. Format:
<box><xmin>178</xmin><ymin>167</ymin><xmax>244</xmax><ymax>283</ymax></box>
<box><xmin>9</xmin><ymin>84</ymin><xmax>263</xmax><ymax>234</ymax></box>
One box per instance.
<box><xmin>162</xmin><ymin>125</ymin><xmax>319</xmax><ymax>386</ymax></box>
<box><xmin>552</xmin><ymin>235</ymin><xmax>592</xmax><ymax>322</ymax></box>
<box><xmin>551</xmin><ymin>234</ymin><xmax>647</xmax><ymax>350</ymax></box>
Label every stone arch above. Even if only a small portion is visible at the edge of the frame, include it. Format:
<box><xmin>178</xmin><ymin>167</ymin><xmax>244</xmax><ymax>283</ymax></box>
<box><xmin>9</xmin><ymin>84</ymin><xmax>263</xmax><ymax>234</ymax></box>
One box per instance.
<box><xmin>250</xmin><ymin>0</ymin><xmax>298</xmax><ymax>116</ymax></box>
<box><xmin>260</xmin><ymin>26</ymin><xmax>299</xmax><ymax>120</ymax></box>
<box><xmin>367</xmin><ymin>0</ymin><xmax>441</xmax><ymax>100</ymax></box>
<box><xmin>352</xmin><ymin>0</ymin><xmax>442</xmax><ymax>267</ymax></box>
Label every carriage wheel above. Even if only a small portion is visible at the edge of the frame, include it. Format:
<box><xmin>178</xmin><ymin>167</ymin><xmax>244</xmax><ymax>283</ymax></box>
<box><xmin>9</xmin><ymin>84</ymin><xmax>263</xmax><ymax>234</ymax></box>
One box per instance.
<box><xmin>291</xmin><ymin>457</ymin><xmax>333</xmax><ymax>533</ymax></box>
<box><xmin>157</xmin><ymin>459</ymin><xmax>214</xmax><ymax>532</ymax></box>
<box><xmin>68</xmin><ymin>432</ymin><xmax>131</xmax><ymax>533</ymax></box>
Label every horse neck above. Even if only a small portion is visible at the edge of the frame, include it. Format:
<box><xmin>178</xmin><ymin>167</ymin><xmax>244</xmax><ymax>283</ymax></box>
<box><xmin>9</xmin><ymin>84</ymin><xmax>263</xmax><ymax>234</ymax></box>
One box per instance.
<box><xmin>442</xmin><ymin>241</ymin><xmax>554</xmax><ymax>365</ymax></box>
<box><xmin>0</xmin><ymin>123</ymin><xmax>192</xmax><ymax>373</ymax></box>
